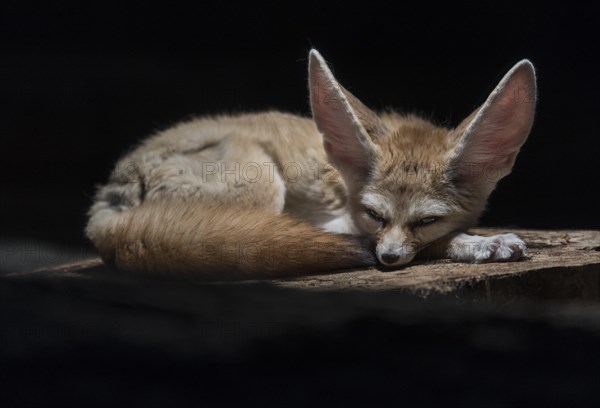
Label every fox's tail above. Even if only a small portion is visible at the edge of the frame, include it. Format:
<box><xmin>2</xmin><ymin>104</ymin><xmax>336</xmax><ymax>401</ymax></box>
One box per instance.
<box><xmin>85</xmin><ymin>200</ymin><xmax>376</xmax><ymax>280</ymax></box>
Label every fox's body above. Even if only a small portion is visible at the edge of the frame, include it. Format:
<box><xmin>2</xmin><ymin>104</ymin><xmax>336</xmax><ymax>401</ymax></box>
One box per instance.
<box><xmin>86</xmin><ymin>50</ymin><xmax>537</xmax><ymax>279</ymax></box>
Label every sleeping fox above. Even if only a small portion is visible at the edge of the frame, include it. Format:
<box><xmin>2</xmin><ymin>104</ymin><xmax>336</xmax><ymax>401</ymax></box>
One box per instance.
<box><xmin>86</xmin><ymin>49</ymin><xmax>537</xmax><ymax>279</ymax></box>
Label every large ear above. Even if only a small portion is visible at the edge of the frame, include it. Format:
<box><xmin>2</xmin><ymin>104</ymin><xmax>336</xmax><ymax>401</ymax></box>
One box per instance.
<box><xmin>449</xmin><ymin>60</ymin><xmax>537</xmax><ymax>191</ymax></box>
<box><xmin>308</xmin><ymin>49</ymin><xmax>385</xmax><ymax>182</ymax></box>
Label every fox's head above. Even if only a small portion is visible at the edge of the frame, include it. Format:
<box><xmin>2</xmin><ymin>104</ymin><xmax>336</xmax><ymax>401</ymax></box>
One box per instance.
<box><xmin>308</xmin><ymin>49</ymin><xmax>537</xmax><ymax>267</ymax></box>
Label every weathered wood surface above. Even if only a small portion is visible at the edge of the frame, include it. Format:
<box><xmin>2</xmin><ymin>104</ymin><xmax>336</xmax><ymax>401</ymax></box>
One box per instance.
<box><xmin>2</xmin><ymin>229</ymin><xmax>600</xmax><ymax>407</ymax></box>
<box><xmin>271</xmin><ymin>229</ymin><xmax>600</xmax><ymax>297</ymax></box>
<box><xmin>9</xmin><ymin>228</ymin><xmax>600</xmax><ymax>300</ymax></box>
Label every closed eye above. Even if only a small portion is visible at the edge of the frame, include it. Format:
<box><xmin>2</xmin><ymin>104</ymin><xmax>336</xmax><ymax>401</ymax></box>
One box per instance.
<box><xmin>414</xmin><ymin>216</ymin><xmax>440</xmax><ymax>227</ymax></box>
<box><xmin>366</xmin><ymin>208</ymin><xmax>386</xmax><ymax>224</ymax></box>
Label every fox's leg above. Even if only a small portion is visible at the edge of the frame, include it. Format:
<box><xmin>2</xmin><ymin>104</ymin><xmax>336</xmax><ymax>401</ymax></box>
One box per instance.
<box><xmin>420</xmin><ymin>232</ymin><xmax>527</xmax><ymax>263</ymax></box>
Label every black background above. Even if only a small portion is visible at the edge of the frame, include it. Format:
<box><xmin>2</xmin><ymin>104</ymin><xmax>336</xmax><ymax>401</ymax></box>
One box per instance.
<box><xmin>2</xmin><ymin>1</ymin><xmax>599</xmax><ymax>247</ymax></box>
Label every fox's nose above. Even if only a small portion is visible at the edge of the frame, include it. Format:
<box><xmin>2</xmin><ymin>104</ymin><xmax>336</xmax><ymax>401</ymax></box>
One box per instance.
<box><xmin>380</xmin><ymin>253</ymin><xmax>400</xmax><ymax>265</ymax></box>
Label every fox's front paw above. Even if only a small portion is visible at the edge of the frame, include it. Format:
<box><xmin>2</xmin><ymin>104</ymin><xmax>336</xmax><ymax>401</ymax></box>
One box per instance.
<box><xmin>448</xmin><ymin>233</ymin><xmax>527</xmax><ymax>263</ymax></box>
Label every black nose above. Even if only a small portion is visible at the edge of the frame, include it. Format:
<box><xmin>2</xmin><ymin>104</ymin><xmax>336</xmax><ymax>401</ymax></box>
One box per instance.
<box><xmin>380</xmin><ymin>253</ymin><xmax>400</xmax><ymax>265</ymax></box>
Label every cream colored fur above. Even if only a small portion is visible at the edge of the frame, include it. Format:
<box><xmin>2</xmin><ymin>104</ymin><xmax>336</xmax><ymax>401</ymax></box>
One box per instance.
<box><xmin>86</xmin><ymin>49</ymin><xmax>537</xmax><ymax>279</ymax></box>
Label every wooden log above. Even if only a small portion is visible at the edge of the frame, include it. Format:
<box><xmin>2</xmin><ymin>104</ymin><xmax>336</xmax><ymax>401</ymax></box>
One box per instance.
<box><xmin>2</xmin><ymin>230</ymin><xmax>599</xmax><ymax>406</ymax></box>
<box><xmin>269</xmin><ymin>229</ymin><xmax>600</xmax><ymax>300</ymax></box>
<box><xmin>8</xmin><ymin>228</ymin><xmax>599</xmax><ymax>301</ymax></box>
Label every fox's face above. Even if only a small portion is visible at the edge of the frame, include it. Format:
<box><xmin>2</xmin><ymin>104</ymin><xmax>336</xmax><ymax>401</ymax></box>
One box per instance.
<box><xmin>353</xmin><ymin>184</ymin><xmax>463</xmax><ymax>266</ymax></box>
<box><xmin>347</xmin><ymin>119</ymin><xmax>485</xmax><ymax>266</ymax></box>
<box><xmin>308</xmin><ymin>50</ymin><xmax>536</xmax><ymax>267</ymax></box>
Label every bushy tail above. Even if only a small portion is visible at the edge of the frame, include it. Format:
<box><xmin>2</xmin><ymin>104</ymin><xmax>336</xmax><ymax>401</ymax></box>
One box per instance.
<box><xmin>85</xmin><ymin>201</ymin><xmax>376</xmax><ymax>280</ymax></box>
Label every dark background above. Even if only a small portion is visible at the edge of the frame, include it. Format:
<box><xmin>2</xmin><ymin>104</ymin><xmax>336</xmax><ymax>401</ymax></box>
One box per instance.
<box><xmin>1</xmin><ymin>1</ymin><xmax>599</xmax><ymax>248</ymax></box>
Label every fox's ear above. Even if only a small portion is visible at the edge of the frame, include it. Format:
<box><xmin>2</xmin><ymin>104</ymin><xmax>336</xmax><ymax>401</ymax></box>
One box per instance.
<box><xmin>309</xmin><ymin>49</ymin><xmax>385</xmax><ymax>181</ymax></box>
<box><xmin>450</xmin><ymin>60</ymin><xmax>537</xmax><ymax>190</ymax></box>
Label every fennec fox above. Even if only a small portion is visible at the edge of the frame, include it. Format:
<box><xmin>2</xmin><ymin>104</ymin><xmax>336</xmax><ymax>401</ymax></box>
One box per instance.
<box><xmin>86</xmin><ymin>50</ymin><xmax>537</xmax><ymax>279</ymax></box>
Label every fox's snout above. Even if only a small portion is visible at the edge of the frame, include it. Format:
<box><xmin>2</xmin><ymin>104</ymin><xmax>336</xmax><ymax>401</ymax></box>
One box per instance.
<box><xmin>375</xmin><ymin>244</ymin><xmax>416</xmax><ymax>267</ymax></box>
<box><xmin>379</xmin><ymin>253</ymin><xmax>401</xmax><ymax>265</ymax></box>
